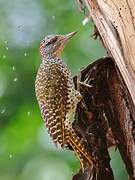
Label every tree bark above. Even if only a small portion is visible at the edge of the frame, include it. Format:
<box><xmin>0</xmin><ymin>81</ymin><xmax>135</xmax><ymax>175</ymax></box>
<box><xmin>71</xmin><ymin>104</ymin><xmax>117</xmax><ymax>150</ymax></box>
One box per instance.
<box><xmin>84</xmin><ymin>0</ymin><xmax>135</xmax><ymax>104</ymax></box>
<box><xmin>72</xmin><ymin>0</ymin><xmax>135</xmax><ymax>179</ymax></box>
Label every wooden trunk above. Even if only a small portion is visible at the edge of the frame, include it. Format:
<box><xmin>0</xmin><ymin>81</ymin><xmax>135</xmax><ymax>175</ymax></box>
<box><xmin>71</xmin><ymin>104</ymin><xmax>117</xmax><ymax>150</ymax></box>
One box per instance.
<box><xmin>72</xmin><ymin>0</ymin><xmax>135</xmax><ymax>179</ymax></box>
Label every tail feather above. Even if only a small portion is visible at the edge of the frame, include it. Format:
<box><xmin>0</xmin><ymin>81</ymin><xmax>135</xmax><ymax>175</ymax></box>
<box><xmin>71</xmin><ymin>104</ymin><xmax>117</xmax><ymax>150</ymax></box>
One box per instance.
<box><xmin>66</xmin><ymin>128</ymin><xmax>94</xmax><ymax>171</ymax></box>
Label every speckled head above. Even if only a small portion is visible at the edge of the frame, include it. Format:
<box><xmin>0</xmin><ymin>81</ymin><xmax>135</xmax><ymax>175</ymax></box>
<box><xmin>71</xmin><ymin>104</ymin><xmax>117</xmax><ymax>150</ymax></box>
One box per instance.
<box><xmin>40</xmin><ymin>31</ymin><xmax>77</xmax><ymax>58</ymax></box>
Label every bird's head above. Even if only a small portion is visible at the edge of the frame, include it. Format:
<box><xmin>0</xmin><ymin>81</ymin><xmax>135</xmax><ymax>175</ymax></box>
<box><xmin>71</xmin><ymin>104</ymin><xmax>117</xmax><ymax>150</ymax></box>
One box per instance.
<box><xmin>40</xmin><ymin>31</ymin><xmax>77</xmax><ymax>58</ymax></box>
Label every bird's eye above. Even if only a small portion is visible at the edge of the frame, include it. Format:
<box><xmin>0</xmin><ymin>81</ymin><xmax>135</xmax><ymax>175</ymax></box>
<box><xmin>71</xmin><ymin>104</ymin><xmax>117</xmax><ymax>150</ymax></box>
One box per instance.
<box><xmin>46</xmin><ymin>37</ymin><xmax>58</xmax><ymax>46</ymax></box>
<box><xmin>51</xmin><ymin>37</ymin><xmax>58</xmax><ymax>43</ymax></box>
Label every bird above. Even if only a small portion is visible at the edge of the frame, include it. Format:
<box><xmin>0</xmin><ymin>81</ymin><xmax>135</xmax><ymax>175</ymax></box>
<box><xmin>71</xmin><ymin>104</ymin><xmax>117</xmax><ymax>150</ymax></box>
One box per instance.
<box><xmin>35</xmin><ymin>31</ymin><xmax>94</xmax><ymax>171</ymax></box>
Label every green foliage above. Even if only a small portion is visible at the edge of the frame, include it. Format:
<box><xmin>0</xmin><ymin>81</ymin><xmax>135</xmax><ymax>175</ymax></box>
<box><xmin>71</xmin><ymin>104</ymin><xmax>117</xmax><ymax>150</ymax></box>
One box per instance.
<box><xmin>0</xmin><ymin>0</ymin><xmax>127</xmax><ymax>179</ymax></box>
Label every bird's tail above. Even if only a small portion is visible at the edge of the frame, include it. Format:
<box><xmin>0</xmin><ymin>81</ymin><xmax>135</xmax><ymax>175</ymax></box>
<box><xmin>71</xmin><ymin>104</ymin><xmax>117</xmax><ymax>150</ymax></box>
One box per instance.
<box><xmin>66</xmin><ymin>128</ymin><xmax>95</xmax><ymax>171</ymax></box>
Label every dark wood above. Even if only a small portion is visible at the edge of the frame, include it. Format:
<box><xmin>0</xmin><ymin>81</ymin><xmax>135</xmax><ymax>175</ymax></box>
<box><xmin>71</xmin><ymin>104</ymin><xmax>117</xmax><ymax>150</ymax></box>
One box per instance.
<box><xmin>72</xmin><ymin>57</ymin><xmax>135</xmax><ymax>179</ymax></box>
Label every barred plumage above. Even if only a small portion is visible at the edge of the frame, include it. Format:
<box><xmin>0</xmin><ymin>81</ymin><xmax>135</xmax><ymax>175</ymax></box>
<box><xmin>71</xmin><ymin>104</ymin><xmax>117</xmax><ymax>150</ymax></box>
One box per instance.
<box><xmin>35</xmin><ymin>32</ymin><xmax>94</xmax><ymax>170</ymax></box>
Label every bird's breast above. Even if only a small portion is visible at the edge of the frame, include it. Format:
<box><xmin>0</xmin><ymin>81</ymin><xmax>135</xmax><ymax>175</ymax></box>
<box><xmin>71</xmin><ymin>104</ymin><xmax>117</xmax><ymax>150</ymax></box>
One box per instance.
<box><xmin>35</xmin><ymin>61</ymin><xmax>75</xmax><ymax>146</ymax></box>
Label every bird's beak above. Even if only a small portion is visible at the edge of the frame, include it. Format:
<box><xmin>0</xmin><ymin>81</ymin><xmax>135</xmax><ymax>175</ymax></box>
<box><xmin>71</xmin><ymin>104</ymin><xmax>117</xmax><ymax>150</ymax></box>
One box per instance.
<box><xmin>61</xmin><ymin>31</ymin><xmax>77</xmax><ymax>44</ymax></box>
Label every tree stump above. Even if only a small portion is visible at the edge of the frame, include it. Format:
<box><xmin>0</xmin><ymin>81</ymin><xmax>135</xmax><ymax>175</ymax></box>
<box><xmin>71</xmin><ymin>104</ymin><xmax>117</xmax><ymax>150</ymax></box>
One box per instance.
<box><xmin>72</xmin><ymin>0</ymin><xmax>135</xmax><ymax>179</ymax></box>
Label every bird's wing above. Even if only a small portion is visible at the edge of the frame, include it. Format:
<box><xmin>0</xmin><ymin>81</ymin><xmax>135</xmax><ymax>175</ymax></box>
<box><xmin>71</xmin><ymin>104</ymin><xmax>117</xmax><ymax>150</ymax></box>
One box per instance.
<box><xmin>36</xmin><ymin>62</ymin><xmax>69</xmax><ymax>147</ymax></box>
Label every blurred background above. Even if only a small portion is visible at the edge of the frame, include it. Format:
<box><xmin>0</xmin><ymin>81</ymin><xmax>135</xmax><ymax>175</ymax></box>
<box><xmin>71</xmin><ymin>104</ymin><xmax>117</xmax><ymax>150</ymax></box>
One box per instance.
<box><xmin>0</xmin><ymin>0</ymin><xmax>128</xmax><ymax>179</ymax></box>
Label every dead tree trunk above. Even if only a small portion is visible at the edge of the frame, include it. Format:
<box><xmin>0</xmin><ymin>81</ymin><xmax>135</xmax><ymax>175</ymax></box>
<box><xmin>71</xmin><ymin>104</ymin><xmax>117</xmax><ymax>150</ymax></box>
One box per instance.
<box><xmin>72</xmin><ymin>0</ymin><xmax>135</xmax><ymax>179</ymax></box>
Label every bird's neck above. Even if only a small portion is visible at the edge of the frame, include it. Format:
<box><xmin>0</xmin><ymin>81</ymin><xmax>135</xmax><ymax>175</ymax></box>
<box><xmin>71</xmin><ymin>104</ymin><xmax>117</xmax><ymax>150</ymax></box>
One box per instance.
<box><xmin>41</xmin><ymin>52</ymin><xmax>60</xmax><ymax>59</ymax></box>
<box><xmin>41</xmin><ymin>54</ymin><xmax>62</xmax><ymax>64</ymax></box>
<box><xmin>41</xmin><ymin>48</ymin><xmax>63</xmax><ymax>60</ymax></box>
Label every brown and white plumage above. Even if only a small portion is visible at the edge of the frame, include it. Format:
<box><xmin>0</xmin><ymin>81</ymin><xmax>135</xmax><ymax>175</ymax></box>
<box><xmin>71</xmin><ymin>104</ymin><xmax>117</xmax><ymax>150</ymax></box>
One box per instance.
<box><xmin>35</xmin><ymin>32</ymin><xmax>94</xmax><ymax>171</ymax></box>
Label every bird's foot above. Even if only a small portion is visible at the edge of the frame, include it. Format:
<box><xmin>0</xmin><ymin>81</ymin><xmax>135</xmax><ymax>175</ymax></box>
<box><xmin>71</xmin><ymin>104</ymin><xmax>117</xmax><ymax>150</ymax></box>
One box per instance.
<box><xmin>76</xmin><ymin>71</ymin><xmax>93</xmax><ymax>92</ymax></box>
<box><xmin>79</xmin><ymin>81</ymin><xmax>93</xmax><ymax>88</ymax></box>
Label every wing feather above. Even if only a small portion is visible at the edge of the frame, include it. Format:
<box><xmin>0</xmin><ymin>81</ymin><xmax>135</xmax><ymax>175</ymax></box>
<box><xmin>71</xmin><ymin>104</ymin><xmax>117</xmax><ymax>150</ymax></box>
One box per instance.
<box><xmin>35</xmin><ymin>61</ymin><xmax>69</xmax><ymax>147</ymax></box>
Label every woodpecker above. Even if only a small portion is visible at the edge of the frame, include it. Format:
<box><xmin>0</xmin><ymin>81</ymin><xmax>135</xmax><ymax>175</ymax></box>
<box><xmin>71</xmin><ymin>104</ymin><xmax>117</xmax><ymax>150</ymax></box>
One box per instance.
<box><xmin>35</xmin><ymin>32</ymin><xmax>94</xmax><ymax>171</ymax></box>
